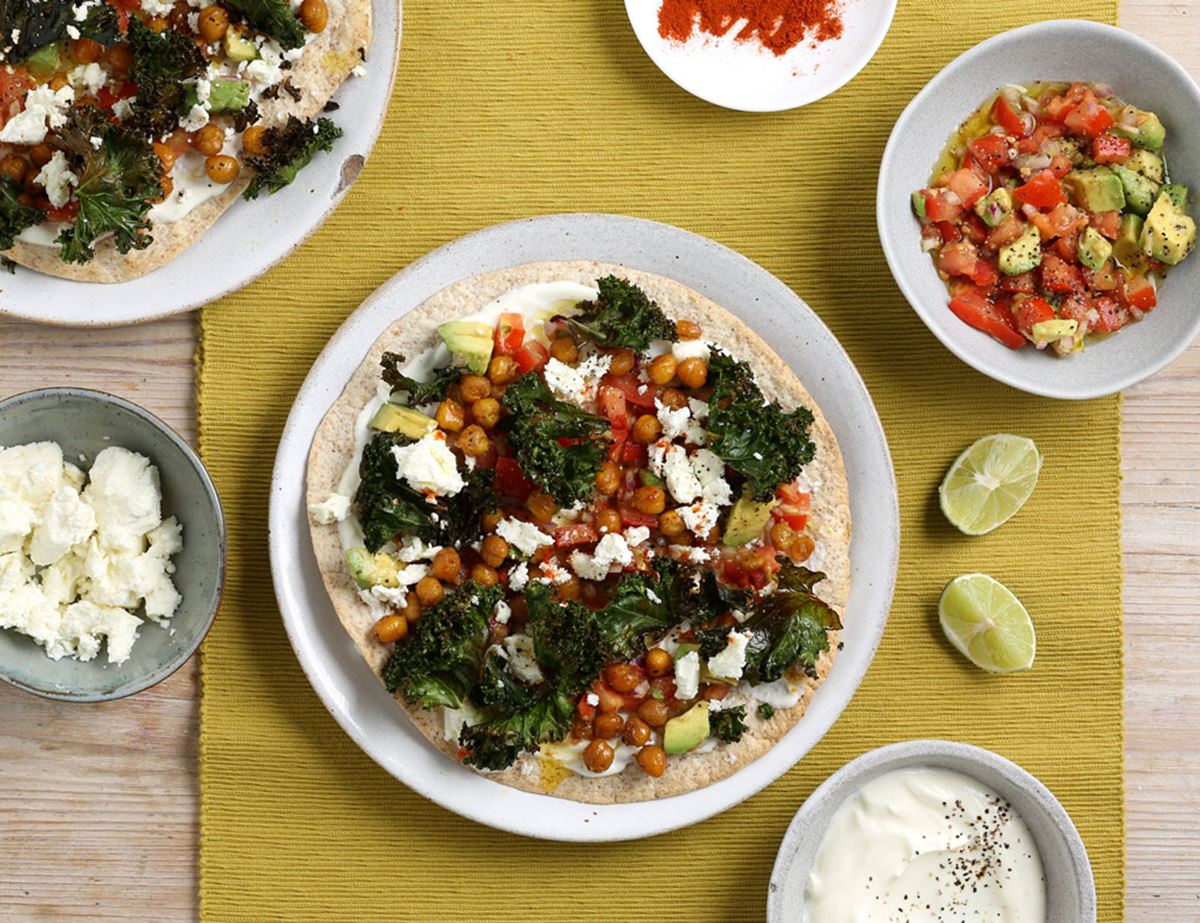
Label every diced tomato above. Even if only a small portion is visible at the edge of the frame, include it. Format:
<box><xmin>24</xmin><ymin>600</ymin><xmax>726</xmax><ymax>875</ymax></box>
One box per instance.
<box><xmin>493</xmin><ymin>456</ymin><xmax>534</xmax><ymax>501</ymax></box>
<box><xmin>512</xmin><ymin>340</ymin><xmax>548</xmax><ymax>373</ymax></box>
<box><xmin>96</xmin><ymin>81</ymin><xmax>137</xmax><ymax>111</ymax></box>
<box><xmin>962</xmin><ymin>215</ymin><xmax>989</xmax><ymax>245</ymax></box>
<box><xmin>1016</xmin><ymin>122</ymin><xmax>1066</xmax><ymax>153</ymax></box>
<box><xmin>1011</xmin><ymin>295</ymin><xmax>1056</xmax><ymax>334</ymax></box>
<box><xmin>1041</xmin><ymin>83</ymin><xmax>1088</xmax><ymax>122</ymax></box>
<box><xmin>1014</xmin><ymin>171</ymin><xmax>1067</xmax><ymax>210</ymax></box>
<box><xmin>969</xmin><ymin>133</ymin><xmax>1012</xmax><ymax>173</ymax></box>
<box><xmin>493</xmin><ymin>312</ymin><xmax>525</xmax><ymax>355</ymax></box>
<box><xmin>0</xmin><ymin>69</ymin><xmax>35</xmax><ymax>127</ymax></box>
<box><xmin>935</xmin><ymin>221</ymin><xmax>961</xmax><ymax>243</ymax></box>
<box><xmin>1124</xmin><ymin>275</ymin><xmax>1157</xmax><ymax>312</ymax></box>
<box><xmin>1041</xmin><ymin>253</ymin><xmax>1084</xmax><ymax>292</ymax></box>
<box><xmin>1058</xmin><ymin>293</ymin><xmax>1093</xmax><ymax>325</ymax></box>
<box><xmin>922</xmin><ymin>188</ymin><xmax>964</xmax><ymax>222</ymax></box>
<box><xmin>554</xmin><ymin>523</ymin><xmax>599</xmax><ymax>548</ymax></box>
<box><xmin>1053</xmin><ymin>233</ymin><xmax>1079</xmax><ymax>262</ymax></box>
<box><xmin>1090</xmin><ymin>210</ymin><xmax>1122</xmax><ymax>240</ymax></box>
<box><xmin>45</xmin><ymin>201</ymin><xmax>80</xmax><ymax>223</ymax></box>
<box><xmin>597</xmin><ymin>385</ymin><xmax>628</xmax><ymax>429</ymax></box>
<box><xmin>1093</xmin><ymin>295</ymin><xmax>1131</xmax><ymax>332</ymax></box>
<box><xmin>991</xmin><ymin>95</ymin><xmax>1029</xmax><ymax>137</ymax></box>
<box><xmin>969</xmin><ymin>258</ymin><xmax>999</xmax><ymax>288</ymax></box>
<box><xmin>1029</xmin><ymin>203</ymin><xmax>1086</xmax><ymax>241</ymax></box>
<box><xmin>949</xmin><ymin>288</ymin><xmax>1025</xmax><ymax>349</ymax></box>
<box><xmin>1083</xmin><ymin>263</ymin><xmax>1118</xmax><ymax>291</ymax></box>
<box><xmin>618</xmin><ymin>506</ymin><xmax>658</xmax><ymax>528</ymax></box>
<box><xmin>576</xmin><ymin>696</ymin><xmax>597</xmax><ymax>720</ymax></box>
<box><xmin>620</xmin><ymin>441</ymin><xmax>647</xmax><ymax>467</ymax></box>
<box><xmin>936</xmin><ymin>241</ymin><xmax>979</xmax><ymax>278</ymax></box>
<box><xmin>772</xmin><ymin>482</ymin><xmax>811</xmax><ymax>531</ymax></box>
<box><xmin>1064</xmin><ymin>94</ymin><xmax>1115</xmax><ymax>138</ymax></box>
<box><xmin>1049</xmin><ymin>154</ymin><xmax>1074</xmax><ymax>179</ymax></box>
<box><xmin>946</xmin><ymin>167</ymin><xmax>990</xmax><ymax>209</ymax></box>
<box><xmin>986</xmin><ymin>214</ymin><xmax>1026</xmax><ymax>249</ymax></box>
<box><xmin>1092</xmin><ymin>133</ymin><xmax>1132</xmax><ymax>164</ymax></box>
<box><xmin>603</xmin><ymin>372</ymin><xmax>657</xmax><ymax>410</ymax></box>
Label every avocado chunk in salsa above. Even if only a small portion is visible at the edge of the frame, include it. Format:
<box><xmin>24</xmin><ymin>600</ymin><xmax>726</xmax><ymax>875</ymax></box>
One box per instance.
<box><xmin>1141</xmin><ymin>192</ymin><xmax>1197</xmax><ymax>265</ymax></box>
<box><xmin>437</xmin><ymin>321</ymin><xmax>494</xmax><ymax>375</ymax></box>
<box><xmin>1064</xmin><ymin>168</ymin><xmax>1126</xmax><ymax>213</ymax></box>
<box><xmin>1124</xmin><ymin>148</ymin><xmax>1165</xmax><ymax>184</ymax></box>
<box><xmin>1112</xmin><ymin>164</ymin><xmax>1161</xmax><ymax>217</ymax></box>
<box><xmin>664</xmin><ymin>702</ymin><xmax>710</xmax><ymax>755</ymax></box>
<box><xmin>1078</xmin><ymin>226</ymin><xmax>1114</xmax><ymax>272</ymax></box>
<box><xmin>999</xmin><ymin>225</ymin><xmax>1042</xmax><ymax>275</ymax></box>
<box><xmin>1113</xmin><ymin>108</ymin><xmax>1166</xmax><ymax>151</ymax></box>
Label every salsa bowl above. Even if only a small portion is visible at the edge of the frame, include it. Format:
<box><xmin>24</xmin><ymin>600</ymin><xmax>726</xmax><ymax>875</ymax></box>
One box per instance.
<box><xmin>878</xmin><ymin>20</ymin><xmax>1200</xmax><ymax>400</ymax></box>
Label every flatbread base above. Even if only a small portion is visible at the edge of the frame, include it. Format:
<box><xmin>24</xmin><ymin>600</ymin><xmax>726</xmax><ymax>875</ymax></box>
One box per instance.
<box><xmin>306</xmin><ymin>261</ymin><xmax>852</xmax><ymax>803</ymax></box>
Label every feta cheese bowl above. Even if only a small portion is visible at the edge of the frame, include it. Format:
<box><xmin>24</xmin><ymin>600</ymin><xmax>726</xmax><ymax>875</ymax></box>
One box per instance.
<box><xmin>0</xmin><ymin>388</ymin><xmax>225</xmax><ymax>701</ymax></box>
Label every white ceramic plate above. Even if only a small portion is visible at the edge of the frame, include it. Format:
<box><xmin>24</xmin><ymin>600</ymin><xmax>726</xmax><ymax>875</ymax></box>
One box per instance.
<box><xmin>0</xmin><ymin>1</ymin><xmax>401</xmax><ymax>327</ymax></box>
<box><xmin>625</xmin><ymin>0</ymin><xmax>896</xmax><ymax>112</ymax></box>
<box><xmin>269</xmin><ymin>214</ymin><xmax>899</xmax><ymax>842</ymax></box>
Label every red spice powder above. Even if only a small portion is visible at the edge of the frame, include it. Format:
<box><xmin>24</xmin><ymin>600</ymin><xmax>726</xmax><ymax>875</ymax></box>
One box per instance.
<box><xmin>657</xmin><ymin>0</ymin><xmax>844</xmax><ymax>56</ymax></box>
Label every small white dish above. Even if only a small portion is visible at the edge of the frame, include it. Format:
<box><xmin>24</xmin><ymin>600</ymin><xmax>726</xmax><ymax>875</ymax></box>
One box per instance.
<box><xmin>625</xmin><ymin>0</ymin><xmax>896</xmax><ymax>112</ymax></box>
<box><xmin>767</xmin><ymin>740</ymin><xmax>1097</xmax><ymax>922</ymax></box>
<box><xmin>878</xmin><ymin>20</ymin><xmax>1200</xmax><ymax>400</ymax></box>
<box><xmin>269</xmin><ymin>213</ymin><xmax>900</xmax><ymax>842</ymax></box>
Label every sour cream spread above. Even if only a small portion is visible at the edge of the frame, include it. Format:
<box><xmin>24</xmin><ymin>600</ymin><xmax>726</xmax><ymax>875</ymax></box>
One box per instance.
<box><xmin>806</xmin><ymin>767</ymin><xmax>1046</xmax><ymax>923</ymax></box>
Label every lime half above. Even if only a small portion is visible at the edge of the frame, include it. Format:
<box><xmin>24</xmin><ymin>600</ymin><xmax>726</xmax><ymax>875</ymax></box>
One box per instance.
<box><xmin>939</xmin><ymin>574</ymin><xmax>1036</xmax><ymax>673</ymax></box>
<box><xmin>939</xmin><ymin>434</ymin><xmax>1041</xmax><ymax>535</ymax></box>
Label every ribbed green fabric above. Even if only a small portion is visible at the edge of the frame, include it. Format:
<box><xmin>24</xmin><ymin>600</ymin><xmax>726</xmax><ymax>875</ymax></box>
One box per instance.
<box><xmin>198</xmin><ymin>2</ymin><xmax>1123</xmax><ymax>920</ymax></box>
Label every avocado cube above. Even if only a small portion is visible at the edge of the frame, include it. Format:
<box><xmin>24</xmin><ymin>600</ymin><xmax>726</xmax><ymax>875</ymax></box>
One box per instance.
<box><xmin>1141</xmin><ymin>192</ymin><xmax>1197</xmax><ymax>265</ymax></box>
<box><xmin>723</xmin><ymin>494</ymin><xmax>778</xmax><ymax>547</ymax></box>
<box><xmin>999</xmin><ymin>224</ymin><xmax>1042</xmax><ymax>276</ymax></box>
<box><xmin>1113</xmin><ymin>213</ymin><xmax>1145</xmax><ymax>268</ymax></box>
<box><xmin>209</xmin><ymin>80</ymin><xmax>250</xmax><ymax>112</ymax></box>
<box><xmin>663</xmin><ymin>703</ymin><xmax>710</xmax><ymax>755</ymax></box>
<box><xmin>1113</xmin><ymin>110</ymin><xmax>1166</xmax><ymax>151</ymax></box>
<box><xmin>1124</xmin><ymin>148</ymin><xmax>1164</xmax><ymax>184</ymax></box>
<box><xmin>1078</xmin><ymin>226</ymin><xmax>1113</xmax><ymax>272</ymax></box>
<box><xmin>25</xmin><ymin>42</ymin><xmax>62</xmax><ymax>79</ymax></box>
<box><xmin>974</xmin><ymin>188</ymin><xmax>1013</xmax><ymax>228</ymax></box>
<box><xmin>1162</xmin><ymin>183</ymin><xmax>1189</xmax><ymax>211</ymax></box>
<box><xmin>223</xmin><ymin>29</ymin><xmax>259</xmax><ymax>62</ymax></box>
<box><xmin>1112</xmin><ymin>164</ymin><xmax>1161</xmax><ymax>217</ymax></box>
<box><xmin>437</xmin><ymin>321</ymin><xmax>494</xmax><ymax>375</ymax></box>
<box><xmin>371</xmin><ymin>403</ymin><xmax>436</xmax><ymax>438</ymax></box>
<box><xmin>1064</xmin><ymin>168</ymin><xmax>1126</xmax><ymax>213</ymax></box>
<box><xmin>345</xmin><ymin>547</ymin><xmax>401</xmax><ymax>590</ymax></box>
<box><xmin>911</xmin><ymin>190</ymin><xmax>927</xmax><ymax>220</ymax></box>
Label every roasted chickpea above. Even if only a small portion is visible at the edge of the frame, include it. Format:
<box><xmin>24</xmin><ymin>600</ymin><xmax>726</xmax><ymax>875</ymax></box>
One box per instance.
<box><xmin>147</xmin><ymin>15</ymin><xmax>168</xmax><ymax>31</ymax></box>
<box><xmin>623</xmin><ymin>715</ymin><xmax>652</xmax><ymax>746</ymax></box>
<box><xmin>430</xmin><ymin>547</ymin><xmax>461</xmax><ymax>581</ymax></box>
<box><xmin>703</xmin><ymin>683</ymin><xmax>730</xmax><ymax>702</ymax></box>
<box><xmin>633</xmin><ymin>485</ymin><xmax>666</xmax><ymax>516</ymax></box>
<box><xmin>594</xmin><ymin>506</ymin><xmax>622</xmax><ymax>535</ymax></box>
<box><xmin>435</xmin><ymin>398</ymin><xmax>465</xmax><ymax>432</ymax></box>
<box><xmin>594</xmin><ymin>712</ymin><xmax>625</xmax><ymax>740</ymax></box>
<box><xmin>677</xmin><ymin>357</ymin><xmax>709</xmax><ymax>390</ymax></box>
<box><xmin>583</xmin><ymin>739</ymin><xmax>614</xmax><ymax>773</ymax></box>
<box><xmin>769</xmin><ymin>520</ymin><xmax>796</xmax><ymax>552</ymax></box>
<box><xmin>197</xmin><ymin>5</ymin><xmax>230</xmax><ymax>42</ymax></box>
<box><xmin>648</xmin><ymin>354</ymin><xmax>678</xmax><ymax>386</ymax></box>
<box><xmin>241</xmin><ymin>124</ymin><xmax>268</xmax><ymax>156</ymax></box>
<box><xmin>48</xmin><ymin>74</ymin><xmax>69</xmax><ymax>92</ymax></box>
<box><xmin>595</xmin><ymin>683</ymin><xmax>625</xmax><ymax>714</ymax></box>
<box><xmin>192</xmin><ymin>124</ymin><xmax>224</xmax><ymax>157</ymax></box>
<box><xmin>373</xmin><ymin>614</ymin><xmax>408</xmax><ymax>644</ymax></box>
<box><xmin>488</xmin><ymin>354</ymin><xmax>517</xmax><ymax>385</ymax></box>
<box><xmin>644</xmin><ymin>647</ymin><xmax>673</xmax><ymax>678</ymax></box>
<box><xmin>607</xmin><ymin>348</ymin><xmax>636</xmax><ymax>377</ymax></box>
<box><xmin>636</xmin><ymin>698</ymin><xmax>670</xmax><ymax>727</ymax></box>
<box><xmin>22</xmin><ymin>165</ymin><xmax>40</xmax><ymax>195</ymax></box>
<box><xmin>0</xmin><ymin>155</ymin><xmax>27</xmax><ymax>182</ymax></box>
<box><xmin>556</xmin><ymin>576</ymin><xmax>581</xmax><ymax>601</ymax></box>
<box><xmin>472</xmin><ymin>396</ymin><xmax>501</xmax><ymax>429</ymax></box>
<box><xmin>401</xmin><ymin>595</ymin><xmax>422</xmax><ymax>624</ymax></box>
<box><xmin>632</xmin><ymin>413</ymin><xmax>661</xmax><ymax>445</ymax></box>
<box><xmin>549</xmin><ymin>333</ymin><xmax>578</xmax><ymax>364</ymax></box>
<box><xmin>204</xmin><ymin>154</ymin><xmax>240</xmax><ymax>184</ymax></box>
<box><xmin>481</xmin><ymin>508</ymin><xmax>503</xmax><ymax>532</ymax></box>
<box><xmin>570</xmin><ymin>715</ymin><xmax>594</xmax><ymax>741</ymax></box>
<box><xmin>480</xmin><ymin>534</ymin><xmax>509</xmax><ymax>568</ymax></box>
<box><xmin>526</xmin><ymin>490</ymin><xmax>557</xmax><ymax>522</ymax></box>
<box><xmin>106</xmin><ymin>43</ymin><xmax>132</xmax><ymax>76</ymax></box>
<box><xmin>675</xmin><ymin>319</ymin><xmax>702</xmax><ymax>340</ymax></box>
<box><xmin>415</xmin><ymin>576</ymin><xmax>444</xmax><ymax>607</ymax></box>
<box><xmin>595</xmin><ymin>461</ymin><xmax>620</xmax><ymax>495</ymax></box>
<box><xmin>458</xmin><ymin>424</ymin><xmax>490</xmax><ymax>457</ymax></box>
<box><xmin>604</xmin><ymin>663</ymin><xmax>641</xmax><ymax>694</ymax></box>
<box><xmin>459</xmin><ymin>374</ymin><xmax>490</xmax><ymax>403</ymax></box>
<box><xmin>659</xmin><ymin>387</ymin><xmax>687</xmax><ymax>410</ymax></box>
<box><xmin>637</xmin><ymin>744</ymin><xmax>668</xmax><ymax>778</ymax></box>
<box><xmin>658</xmin><ymin>509</ymin><xmax>685</xmax><ymax>538</ymax></box>
<box><xmin>70</xmin><ymin>38</ymin><xmax>103</xmax><ymax>64</ymax></box>
<box><xmin>152</xmin><ymin>141</ymin><xmax>178</xmax><ymax>172</ymax></box>
<box><xmin>470</xmin><ymin>563</ymin><xmax>499</xmax><ymax>587</ymax></box>
<box><xmin>789</xmin><ymin>534</ymin><xmax>816</xmax><ymax>564</ymax></box>
<box><xmin>299</xmin><ymin>0</ymin><xmax>328</xmax><ymax>32</ymax></box>
<box><xmin>28</xmin><ymin>144</ymin><xmax>53</xmax><ymax>168</ymax></box>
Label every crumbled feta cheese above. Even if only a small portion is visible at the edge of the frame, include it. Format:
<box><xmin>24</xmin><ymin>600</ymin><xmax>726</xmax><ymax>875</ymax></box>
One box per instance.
<box><xmin>351</xmin><ymin>62</ymin><xmax>367</xmax><ymax>78</ymax></box>
<box><xmin>83</xmin><ymin>447</ymin><xmax>163</xmax><ymax>553</ymax></box>
<box><xmin>495</xmin><ymin>517</ymin><xmax>552</xmax><ymax>556</ymax></box>
<box><xmin>661</xmin><ymin>445</ymin><xmax>701</xmax><ymax>504</ymax></box>
<box><xmin>585</xmin><ymin>692</ymin><xmax>600</xmax><ymax>707</ymax></box>
<box><xmin>672</xmin><ymin>339</ymin><xmax>711</xmax><ymax>363</ymax></box>
<box><xmin>569</xmin><ymin>532</ymin><xmax>633</xmax><ymax>581</ymax></box>
<box><xmin>623</xmin><ymin>526</ymin><xmax>650</xmax><ymax>547</ymax></box>
<box><xmin>493</xmin><ymin>600</ymin><xmax>511</xmax><ymax>625</ymax></box>
<box><xmin>369</xmin><ymin>584</ymin><xmax>409</xmax><ymax>608</ymax></box>
<box><xmin>537</xmin><ymin>559</ymin><xmax>572</xmax><ymax>585</ymax></box>
<box><xmin>391</xmin><ymin>432</ymin><xmax>464</xmax><ymax>497</ymax></box>
<box><xmin>687</xmin><ymin>397</ymin><xmax>709</xmax><ymax>422</ymax></box>
<box><xmin>307</xmin><ymin>492</ymin><xmax>352</xmax><ymax>525</ymax></box>
<box><xmin>140</xmin><ymin>0</ymin><xmax>174</xmax><ymax>14</ymax></box>
<box><xmin>503</xmin><ymin>633</ymin><xmax>544</xmax><ymax>683</ymax></box>
<box><xmin>68</xmin><ymin>63</ymin><xmax>108</xmax><ymax>96</ymax></box>
<box><xmin>669</xmin><ymin>545</ymin><xmax>711</xmax><ymax>563</ymax></box>
<box><xmin>674</xmin><ymin>650</ymin><xmax>701</xmax><ymax>700</ymax></box>
<box><xmin>679</xmin><ymin>501</ymin><xmax>720</xmax><ymax>539</ymax></box>
<box><xmin>543</xmin><ymin>354</ymin><xmax>611</xmax><ymax>407</ymax></box>
<box><xmin>0</xmin><ymin>441</ymin><xmax>64</xmax><ymax>505</ymax></box>
<box><xmin>179</xmin><ymin>104</ymin><xmax>210</xmax><ymax>132</ymax></box>
<box><xmin>35</xmin><ymin>151</ymin><xmax>79</xmax><ymax>208</ymax></box>
<box><xmin>0</xmin><ymin>84</ymin><xmax>74</xmax><ymax>145</ymax></box>
<box><xmin>693</xmin><ymin>448</ymin><xmax>733</xmax><ymax>506</ymax></box>
<box><xmin>656</xmin><ymin>399</ymin><xmax>690</xmax><ymax>440</ymax></box>
<box><xmin>707</xmin><ymin>630</ymin><xmax>752</xmax><ymax>681</ymax></box>
<box><xmin>396</xmin><ymin>537</ymin><xmax>442</xmax><ymax>562</ymax></box>
<box><xmin>507</xmin><ymin>561</ymin><xmax>530</xmax><ymax>591</ymax></box>
<box><xmin>73</xmin><ymin>1</ymin><xmax>97</xmax><ymax>21</ymax></box>
<box><xmin>28</xmin><ymin>485</ymin><xmax>95</xmax><ymax>566</ymax></box>
<box><xmin>0</xmin><ymin>489</ymin><xmax>37</xmax><ymax>555</ymax></box>
<box><xmin>111</xmin><ymin>97</ymin><xmax>136</xmax><ymax>121</ymax></box>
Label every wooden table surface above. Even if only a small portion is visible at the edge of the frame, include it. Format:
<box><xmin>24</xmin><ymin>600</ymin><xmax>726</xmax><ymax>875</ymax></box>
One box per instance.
<box><xmin>2</xmin><ymin>6</ymin><xmax>1198</xmax><ymax>920</ymax></box>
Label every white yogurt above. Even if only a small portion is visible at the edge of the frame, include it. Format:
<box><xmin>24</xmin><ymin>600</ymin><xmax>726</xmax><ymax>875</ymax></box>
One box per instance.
<box><xmin>806</xmin><ymin>766</ymin><xmax>1046</xmax><ymax>923</ymax></box>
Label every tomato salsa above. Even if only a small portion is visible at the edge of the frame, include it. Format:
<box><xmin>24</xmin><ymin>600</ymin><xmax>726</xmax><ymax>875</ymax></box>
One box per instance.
<box><xmin>913</xmin><ymin>82</ymin><xmax>1197</xmax><ymax>356</ymax></box>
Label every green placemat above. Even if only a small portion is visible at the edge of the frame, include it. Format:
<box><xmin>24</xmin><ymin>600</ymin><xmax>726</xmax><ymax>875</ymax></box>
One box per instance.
<box><xmin>198</xmin><ymin>2</ymin><xmax>1123</xmax><ymax>919</ymax></box>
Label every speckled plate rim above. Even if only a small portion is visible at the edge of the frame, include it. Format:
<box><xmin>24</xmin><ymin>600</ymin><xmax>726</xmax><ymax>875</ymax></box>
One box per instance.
<box><xmin>0</xmin><ymin>387</ymin><xmax>227</xmax><ymax>703</ymax></box>
<box><xmin>767</xmin><ymin>739</ymin><xmax>1097</xmax><ymax>922</ymax></box>
<box><xmin>268</xmin><ymin>212</ymin><xmax>899</xmax><ymax>842</ymax></box>
<box><xmin>0</xmin><ymin>0</ymin><xmax>402</xmax><ymax>327</ymax></box>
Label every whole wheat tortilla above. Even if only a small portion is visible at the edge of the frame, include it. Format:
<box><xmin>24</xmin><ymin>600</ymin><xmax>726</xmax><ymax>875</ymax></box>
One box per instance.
<box><xmin>3</xmin><ymin>0</ymin><xmax>372</xmax><ymax>283</ymax></box>
<box><xmin>305</xmin><ymin>262</ymin><xmax>852</xmax><ymax>804</ymax></box>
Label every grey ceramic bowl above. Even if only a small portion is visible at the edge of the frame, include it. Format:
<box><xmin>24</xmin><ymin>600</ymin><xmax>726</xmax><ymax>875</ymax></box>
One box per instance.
<box><xmin>0</xmin><ymin>388</ymin><xmax>225</xmax><ymax>702</ymax></box>
<box><xmin>878</xmin><ymin>20</ymin><xmax>1200</xmax><ymax>400</ymax></box>
<box><xmin>767</xmin><ymin>740</ymin><xmax>1096</xmax><ymax>922</ymax></box>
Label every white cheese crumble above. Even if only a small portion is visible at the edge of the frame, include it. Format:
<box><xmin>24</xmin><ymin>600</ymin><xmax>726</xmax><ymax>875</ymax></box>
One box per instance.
<box><xmin>543</xmin><ymin>354</ymin><xmax>611</xmax><ymax>407</ymax></box>
<box><xmin>674</xmin><ymin>650</ymin><xmax>701</xmax><ymax>700</ymax></box>
<box><xmin>493</xmin><ymin>600</ymin><xmax>511</xmax><ymax>625</ymax></box>
<box><xmin>503</xmin><ymin>633</ymin><xmax>544</xmax><ymax>683</ymax></box>
<box><xmin>391</xmin><ymin>432</ymin><xmax>464</xmax><ymax>497</ymax></box>
<box><xmin>507</xmin><ymin>560</ymin><xmax>530</xmax><ymax>592</ymax></box>
<box><xmin>568</xmin><ymin>532</ymin><xmax>633</xmax><ymax>581</ymax></box>
<box><xmin>679</xmin><ymin>500</ymin><xmax>720</xmax><ymax>539</ymax></box>
<box><xmin>495</xmin><ymin>517</ymin><xmax>552</xmax><ymax>556</ymax></box>
<box><xmin>0</xmin><ymin>84</ymin><xmax>74</xmax><ymax>145</ymax></box>
<box><xmin>656</xmin><ymin>399</ymin><xmax>690</xmax><ymax>440</ymax></box>
<box><xmin>672</xmin><ymin>339</ymin><xmax>711</xmax><ymax>362</ymax></box>
<box><xmin>307</xmin><ymin>492</ymin><xmax>352</xmax><ymax>525</ymax></box>
<box><xmin>622</xmin><ymin>526</ymin><xmax>650</xmax><ymax>547</ymax></box>
<box><xmin>35</xmin><ymin>151</ymin><xmax>79</xmax><ymax>208</ymax></box>
<box><xmin>707</xmin><ymin>630</ymin><xmax>752</xmax><ymax>681</ymax></box>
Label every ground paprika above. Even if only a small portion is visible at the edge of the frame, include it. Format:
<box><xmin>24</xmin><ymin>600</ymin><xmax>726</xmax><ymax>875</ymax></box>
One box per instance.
<box><xmin>657</xmin><ymin>0</ymin><xmax>843</xmax><ymax>56</ymax></box>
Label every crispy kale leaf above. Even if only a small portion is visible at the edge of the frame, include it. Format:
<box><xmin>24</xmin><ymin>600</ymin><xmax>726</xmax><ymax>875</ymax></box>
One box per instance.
<box><xmin>595</xmin><ymin>562</ymin><xmax>676</xmax><ymax>660</ymax></box>
<box><xmin>354</xmin><ymin>431</ymin><xmax>493</xmax><ymax>552</ymax></box>
<box><xmin>706</xmin><ymin>349</ymin><xmax>816</xmax><ymax>500</ymax></box>
<box><xmin>472</xmin><ymin>649</ymin><xmax>539</xmax><ymax>711</ymax></box>
<box><xmin>0</xmin><ymin>0</ymin><xmax>119</xmax><ymax>63</ymax></box>
<box><xmin>757</xmin><ymin>703</ymin><xmax>775</xmax><ymax>720</ymax></box>
<box><xmin>459</xmin><ymin>688</ymin><xmax>575</xmax><ymax>771</ymax></box>
<box><xmin>0</xmin><ymin>177</ymin><xmax>46</xmax><ymax>251</ymax></box>
<box><xmin>501</xmin><ymin>373</ymin><xmax>611</xmax><ymax>506</ymax></box>
<box><xmin>557</xmin><ymin>275</ymin><xmax>676</xmax><ymax>350</ymax></box>
<box><xmin>710</xmin><ymin>706</ymin><xmax>748</xmax><ymax>743</ymax></box>
<box><xmin>54</xmin><ymin>108</ymin><xmax>163</xmax><ymax>264</ymax></box>
<box><xmin>739</xmin><ymin>563</ymin><xmax>842</xmax><ymax>684</ymax></box>
<box><xmin>525</xmin><ymin>583</ymin><xmax>608</xmax><ymax>694</ymax></box>
<box><xmin>243</xmin><ymin>116</ymin><xmax>343</xmax><ymax>199</ymax></box>
<box><xmin>222</xmin><ymin>0</ymin><xmax>306</xmax><ymax>49</ymax></box>
<box><xmin>380</xmin><ymin>582</ymin><xmax>501</xmax><ymax>708</ymax></box>
<box><xmin>126</xmin><ymin>18</ymin><xmax>207</xmax><ymax>137</ymax></box>
<box><xmin>380</xmin><ymin>351</ymin><xmax>459</xmax><ymax>406</ymax></box>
